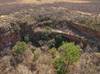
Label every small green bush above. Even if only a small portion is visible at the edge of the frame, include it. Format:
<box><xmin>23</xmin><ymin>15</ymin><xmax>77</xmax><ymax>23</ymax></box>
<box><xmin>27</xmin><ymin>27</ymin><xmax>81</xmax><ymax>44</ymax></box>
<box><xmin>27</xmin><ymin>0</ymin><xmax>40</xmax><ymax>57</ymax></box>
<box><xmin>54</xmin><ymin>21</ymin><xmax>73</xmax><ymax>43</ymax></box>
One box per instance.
<box><xmin>55</xmin><ymin>35</ymin><xmax>65</xmax><ymax>48</ymax></box>
<box><xmin>24</xmin><ymin>34</ymin><xmax>30</xmax><ymax>43</ymax></box>
<box><xmin>48</xmin><ymin>35</ymin><xmax>65</xmax><ymax>48</ymax></box>
<box><xmin>13</xmin><ymin>41</ymin><xmax>27</xmax><ymax>54</ymax></box>
<box><xmin>54</xmin><ymin>58</ymin><xmax>66</xmax><ymax>74</ymax></box>
<box><xmin>49</xmin><ymin>48</ymin><xmax>60</xmax><ymax>58</ymax></box>
<box><xmin>59</xmin><ymin>42</ymin><xmax>80</xmax><ymax>64</ymax></box>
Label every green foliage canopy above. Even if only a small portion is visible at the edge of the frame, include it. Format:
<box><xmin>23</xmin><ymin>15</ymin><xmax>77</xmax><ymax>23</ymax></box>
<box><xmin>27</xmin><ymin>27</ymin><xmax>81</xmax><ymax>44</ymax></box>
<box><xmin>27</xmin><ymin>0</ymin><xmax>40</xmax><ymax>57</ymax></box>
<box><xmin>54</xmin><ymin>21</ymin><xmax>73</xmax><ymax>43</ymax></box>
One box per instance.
<box><xmin>13</xmin><ymin>41</ymin><xmax>27</xmax><ymax>54</ymax></box>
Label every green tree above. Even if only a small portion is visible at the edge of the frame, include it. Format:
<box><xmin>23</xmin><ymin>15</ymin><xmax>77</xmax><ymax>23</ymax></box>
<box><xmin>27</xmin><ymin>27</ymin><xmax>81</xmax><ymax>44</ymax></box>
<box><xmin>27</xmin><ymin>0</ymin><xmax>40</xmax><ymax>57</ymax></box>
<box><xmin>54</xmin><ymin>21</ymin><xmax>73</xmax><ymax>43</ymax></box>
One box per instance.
<box><xmin>54</xmin><ymin>57</ymin><xmax>66</xmax><ymax>74</ymax></box>
<box><xmin>13</xmin><ymin>41</ymin><xmax>27</xmax><ymax>54</ymax></box>
<box><xmin>59</xmin><ymin>42</ymin><xmax>80</xmax><ymax>64</ymax></box>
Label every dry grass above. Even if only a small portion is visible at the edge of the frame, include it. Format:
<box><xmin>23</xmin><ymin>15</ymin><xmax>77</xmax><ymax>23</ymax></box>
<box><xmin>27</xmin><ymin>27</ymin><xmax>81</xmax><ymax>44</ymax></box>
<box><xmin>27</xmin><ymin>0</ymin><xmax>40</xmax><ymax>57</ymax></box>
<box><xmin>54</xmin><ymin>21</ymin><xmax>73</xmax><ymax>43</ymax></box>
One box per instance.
<box><xmin>0</xmin><ymin>0</ymin><xmax>100</xmax><ymax>15</ymax></box>
<box><xmin>18</xmin><ymin>0</ymin><xmax>91</xmax><ymax>4</ymax></box>
<box><xmin>0</xmin><ymin>0</ymin><xmax>90</xmax><ymax>7</ymax></box>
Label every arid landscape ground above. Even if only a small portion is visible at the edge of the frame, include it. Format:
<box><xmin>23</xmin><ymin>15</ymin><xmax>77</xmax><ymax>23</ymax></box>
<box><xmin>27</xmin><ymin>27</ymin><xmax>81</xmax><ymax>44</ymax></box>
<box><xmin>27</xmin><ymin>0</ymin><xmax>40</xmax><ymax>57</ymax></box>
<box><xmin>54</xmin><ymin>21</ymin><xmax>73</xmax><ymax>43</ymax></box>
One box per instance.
<box><xmin>0</xmin><ymin>0</ymin><xmax>100</xmax><ymax>74</ymax></box>
<box><xmin>0</xmin><ymin>0</ymin><xmax>100</xmax><ymax>14</ymax></box>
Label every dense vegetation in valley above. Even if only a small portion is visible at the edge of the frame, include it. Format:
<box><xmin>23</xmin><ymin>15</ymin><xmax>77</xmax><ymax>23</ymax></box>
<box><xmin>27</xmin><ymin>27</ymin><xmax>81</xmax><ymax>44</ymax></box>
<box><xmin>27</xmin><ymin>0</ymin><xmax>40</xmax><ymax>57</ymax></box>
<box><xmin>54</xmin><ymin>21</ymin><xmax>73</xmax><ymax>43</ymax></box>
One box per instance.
<box><xmin>0</xmin><ymin>7</ymin><xmax>100</xmax><ymax>74</ymax></box>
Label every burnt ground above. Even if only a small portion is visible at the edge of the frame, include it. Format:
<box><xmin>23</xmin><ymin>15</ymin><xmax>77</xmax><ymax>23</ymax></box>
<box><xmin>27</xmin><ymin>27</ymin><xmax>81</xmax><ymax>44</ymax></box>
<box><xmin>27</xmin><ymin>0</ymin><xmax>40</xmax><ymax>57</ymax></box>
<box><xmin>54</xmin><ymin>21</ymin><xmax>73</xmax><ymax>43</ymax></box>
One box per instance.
<box><xmin>0</xmin><ymin>2</ymin><xmax>100</xmax><ymax>15</ymax></box>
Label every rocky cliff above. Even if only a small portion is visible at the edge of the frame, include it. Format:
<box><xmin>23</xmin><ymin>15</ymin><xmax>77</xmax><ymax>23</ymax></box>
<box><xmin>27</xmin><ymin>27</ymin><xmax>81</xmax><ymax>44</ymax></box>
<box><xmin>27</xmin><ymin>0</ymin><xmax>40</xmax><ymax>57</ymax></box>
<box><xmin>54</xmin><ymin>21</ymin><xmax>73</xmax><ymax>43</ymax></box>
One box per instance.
<box><xmin>0</xmin><ymin>7</ymin><xmax>100</xmax><ymax>52</ymax></box>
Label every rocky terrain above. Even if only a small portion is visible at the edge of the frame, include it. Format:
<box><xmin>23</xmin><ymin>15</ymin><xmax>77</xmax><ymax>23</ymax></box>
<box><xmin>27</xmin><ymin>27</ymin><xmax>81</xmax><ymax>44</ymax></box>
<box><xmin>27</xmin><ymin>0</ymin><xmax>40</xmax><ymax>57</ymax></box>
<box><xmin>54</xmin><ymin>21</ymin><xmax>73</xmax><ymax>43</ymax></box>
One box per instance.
<box><xmin>0</xmin><ymin>2</ymin><xmax>100</xmax><ymax>74</ymax></box>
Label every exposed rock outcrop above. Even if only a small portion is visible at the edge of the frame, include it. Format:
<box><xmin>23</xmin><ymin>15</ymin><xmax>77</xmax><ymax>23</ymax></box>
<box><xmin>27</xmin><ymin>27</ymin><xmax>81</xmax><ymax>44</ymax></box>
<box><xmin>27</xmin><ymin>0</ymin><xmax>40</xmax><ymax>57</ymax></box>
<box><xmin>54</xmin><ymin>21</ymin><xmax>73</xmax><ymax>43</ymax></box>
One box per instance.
<box><xmin>0</xmin><ymin>7</ymin><xmax>100</xmax><ymax>53</ymax></box>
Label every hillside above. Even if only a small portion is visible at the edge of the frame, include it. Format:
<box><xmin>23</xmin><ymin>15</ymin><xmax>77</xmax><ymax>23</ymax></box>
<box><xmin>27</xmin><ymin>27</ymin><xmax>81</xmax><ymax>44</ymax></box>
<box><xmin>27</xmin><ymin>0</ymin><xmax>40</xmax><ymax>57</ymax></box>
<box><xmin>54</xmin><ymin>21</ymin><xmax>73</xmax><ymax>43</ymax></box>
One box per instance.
<box><xmin>0</xmin><ymin>7</ymin><xmax>100</xmax><ymax>74</ymax></box>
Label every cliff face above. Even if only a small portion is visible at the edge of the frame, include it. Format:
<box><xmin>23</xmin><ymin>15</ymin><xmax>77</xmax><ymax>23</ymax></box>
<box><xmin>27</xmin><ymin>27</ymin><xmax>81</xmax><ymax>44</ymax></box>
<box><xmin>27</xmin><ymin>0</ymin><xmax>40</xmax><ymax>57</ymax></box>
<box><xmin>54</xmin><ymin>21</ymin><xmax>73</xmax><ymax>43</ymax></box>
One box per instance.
<box><xmin>0</xmin><ymin>7</ymin><xmax>100</xmax><ymax>52</ymax></box>
<box><xmin>0</xmin><ymin>16</ymin><xmax>20</xmax><ymax>53</ymax></box>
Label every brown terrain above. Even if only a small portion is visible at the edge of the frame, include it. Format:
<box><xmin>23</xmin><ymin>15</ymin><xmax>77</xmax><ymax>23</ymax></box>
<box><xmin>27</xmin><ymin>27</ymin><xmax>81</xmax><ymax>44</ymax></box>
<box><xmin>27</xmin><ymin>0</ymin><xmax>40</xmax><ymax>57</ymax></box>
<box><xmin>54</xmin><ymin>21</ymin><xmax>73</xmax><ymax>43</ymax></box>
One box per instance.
<box><xmin>0</xmin><ymin>0</ymin><xmax>100</xmax><ymax>14</ymax></box>
<box><xmin>0</xmin><ymin>0</ymin><xmax>100</xmax><ymax>74</ymax></box>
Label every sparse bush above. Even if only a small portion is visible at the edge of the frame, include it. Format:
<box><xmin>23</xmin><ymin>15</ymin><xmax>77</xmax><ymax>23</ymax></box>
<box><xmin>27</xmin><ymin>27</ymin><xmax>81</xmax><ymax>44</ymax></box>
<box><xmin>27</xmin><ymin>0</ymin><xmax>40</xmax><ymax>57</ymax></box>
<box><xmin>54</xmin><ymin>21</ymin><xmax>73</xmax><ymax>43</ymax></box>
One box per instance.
<box><xmin>59</xmin><ymin>42</ymin><xmax>80</xmax><ymax>64</ymax></box>
<box><xmin>55</xmin><ymin>35</ymin><xmax>65</xmax><ymax>48</ymax></box>
<box><xmin>48</xmin><ymin>35</ymin><xmax>65</xmax><ymax>48</ymax></box>
<box><xmin>49</xmin><ymin>48</ymin><xmax>60</xmax><ymax>58</ymax></box>
<box><xmin>13</xmin><ymin>41</ymin><xmax>27</xmax><ymax>54</ymax></box>
<box><xmin>48</xmin><ymin>39</ymin><xmax>56</xmax><ymax>48</ymax></box>
<box><xmin>54</xmin><ymin>57</ymin><xmax>66</xmax><ymax>74</ymax></box>
<box><xmin>44</xmin><ymin>26</ymin><xmax>52</xmax><ymax>33</ymax></box>
<box><xmin>24</xmin><ymin>34</ymin><xmax>30</xmax><ymax>43</ymax></box>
